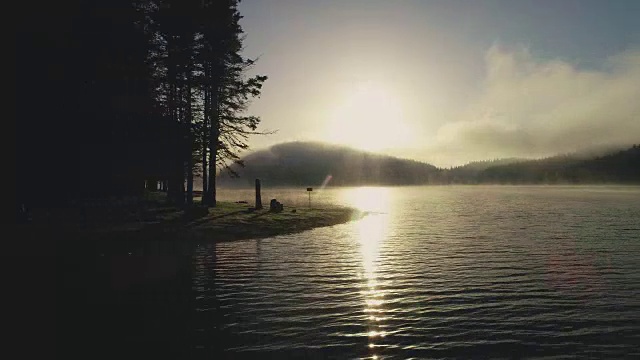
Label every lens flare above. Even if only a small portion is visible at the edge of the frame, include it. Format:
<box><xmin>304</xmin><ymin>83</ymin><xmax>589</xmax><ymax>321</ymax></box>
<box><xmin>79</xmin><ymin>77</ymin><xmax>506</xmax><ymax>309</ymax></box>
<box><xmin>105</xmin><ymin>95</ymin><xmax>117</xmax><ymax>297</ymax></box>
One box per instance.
<box><xmin>320</xmin><ymin>174</ymin><xmax>333</xmax><ymax>190</ymax></box>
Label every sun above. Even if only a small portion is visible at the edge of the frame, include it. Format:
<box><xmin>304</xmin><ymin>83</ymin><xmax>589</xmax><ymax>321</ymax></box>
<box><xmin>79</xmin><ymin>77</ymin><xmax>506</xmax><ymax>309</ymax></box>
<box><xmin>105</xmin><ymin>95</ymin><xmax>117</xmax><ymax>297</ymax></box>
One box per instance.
<box><xmin>325</xmin><ymin>82</ymin><xmax>413</xmax><ymax>151</ymax></box>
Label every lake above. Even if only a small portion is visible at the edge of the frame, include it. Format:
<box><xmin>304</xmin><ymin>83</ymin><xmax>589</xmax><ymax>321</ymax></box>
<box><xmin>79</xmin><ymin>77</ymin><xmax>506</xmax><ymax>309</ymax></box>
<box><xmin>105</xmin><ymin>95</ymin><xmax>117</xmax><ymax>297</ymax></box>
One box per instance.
<box><xmin>81</xmin><ymin>186</ymin><xmax>640</xmax><ymax>359</ymax></box>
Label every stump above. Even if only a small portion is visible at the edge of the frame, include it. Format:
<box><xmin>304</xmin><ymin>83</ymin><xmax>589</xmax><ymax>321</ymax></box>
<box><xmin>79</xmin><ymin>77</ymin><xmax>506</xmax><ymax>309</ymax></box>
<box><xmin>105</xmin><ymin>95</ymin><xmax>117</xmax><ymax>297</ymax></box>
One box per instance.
<box><xmin>255</xmin><ymin>179</ymin><xmax>263</xmax><ymax>210</ymax></box>
<box><xmin>269</xmin><ymin>199</ymin><xmax>284</xmax><ymax>213</ymax></box>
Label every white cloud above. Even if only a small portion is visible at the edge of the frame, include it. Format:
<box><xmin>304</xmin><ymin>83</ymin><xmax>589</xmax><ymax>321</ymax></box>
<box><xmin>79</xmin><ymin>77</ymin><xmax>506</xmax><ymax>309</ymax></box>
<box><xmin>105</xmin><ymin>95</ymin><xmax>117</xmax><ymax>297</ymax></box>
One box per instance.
<box><xmin>427</xmin><ymin>46</ymin><xmax>640</xmax><ymax>167</ymax></box>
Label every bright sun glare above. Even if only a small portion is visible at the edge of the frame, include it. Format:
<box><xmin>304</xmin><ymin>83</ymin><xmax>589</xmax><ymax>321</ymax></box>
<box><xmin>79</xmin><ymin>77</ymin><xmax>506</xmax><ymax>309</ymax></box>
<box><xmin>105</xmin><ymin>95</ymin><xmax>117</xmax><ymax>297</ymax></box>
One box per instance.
<box><xmin>326</xmin><ymin>82</ymin><xmax>413</xmax><ymax>151</ymax></box>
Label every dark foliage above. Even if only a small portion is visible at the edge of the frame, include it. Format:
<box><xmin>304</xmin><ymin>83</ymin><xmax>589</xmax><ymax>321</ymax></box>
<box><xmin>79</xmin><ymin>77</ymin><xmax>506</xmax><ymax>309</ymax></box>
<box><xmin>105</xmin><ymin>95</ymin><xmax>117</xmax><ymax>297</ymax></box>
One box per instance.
<box><xmin>474</xmin><ymin>145</ymin><xmax>640</xmax><ymax>184</ymax></box>
<box><xmin>16</xmin><ymin>0</ymin><xmax>267</xmax><ymax>208</ymax></box>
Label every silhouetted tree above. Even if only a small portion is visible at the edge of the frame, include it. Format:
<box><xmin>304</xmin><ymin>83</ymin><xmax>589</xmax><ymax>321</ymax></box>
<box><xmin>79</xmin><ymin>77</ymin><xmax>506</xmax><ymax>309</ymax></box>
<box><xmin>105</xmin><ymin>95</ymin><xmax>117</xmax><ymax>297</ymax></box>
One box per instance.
<box><xmin>16</xmin><ymin>0</ymin><xmax>268</xmax><ymax>210</ymax></box>
<box><xmin>17</xmin><ymin>0</ymin><xmax>162</xmax><ymax>205</ymax></box>
<box><xmin>200</xmin><ymin>0</ymin><xmax>268</xmax><ymax>206</ymax></box>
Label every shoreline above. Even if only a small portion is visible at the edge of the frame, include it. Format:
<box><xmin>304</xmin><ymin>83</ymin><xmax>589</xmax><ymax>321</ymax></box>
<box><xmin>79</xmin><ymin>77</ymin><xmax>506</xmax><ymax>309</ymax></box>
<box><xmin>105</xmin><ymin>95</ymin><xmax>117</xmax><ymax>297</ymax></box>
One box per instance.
<box><xmin>18</xmin><ymin>201</ymin><xmax>365</xmax><ymax>246</ymax></box>
<box><xmin>133</xmin><ymin>202</ymin><xmax>364</xmax><ymax>243</ymax></box>
<box><xmin>204</xmin><ymin>205</ymin><xmax>364</xmax><ymax>242</ymax></box>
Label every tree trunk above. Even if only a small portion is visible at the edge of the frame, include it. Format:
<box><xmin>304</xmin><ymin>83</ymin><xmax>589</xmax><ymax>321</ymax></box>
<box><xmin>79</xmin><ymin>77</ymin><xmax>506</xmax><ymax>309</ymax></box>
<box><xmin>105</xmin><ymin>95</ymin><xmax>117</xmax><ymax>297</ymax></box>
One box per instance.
<box><xmin>166</xmin><ymin>39</ymin><xmax>184</xmax><ymax>207</ymax></box>
<box><xmin>170</xmin><ymin>82</ymin><xmax>185</xmax><ymax>207</ymax></box>
<box><xmin>202</xmin><ymin>62</ymin><xmax>218</xmax><ymax>207</ymax></box>
<box><xmin>201</xmin><ymin>66</ymin><xmax>209</xmax><ymax>200</ymax></box>
<box><xmin>205</xmin><ymin>121</ymin><xmax>218</xmax><ymax>207</ymax></box>
<box><xmin>186</xmin><ymin>160</ymin><xmax>194</xmax><ymax>205</ymax></box>
<box><xmin>201</xmin><ymin>142</ymin><xmax>208</xmax><ymax>198</ymax></box>
<box><xmin>204</xmin><ymin>81</ymin><xmax>218</xmax><ymax>207</ymax></box>
<box><xmin>185</xmin><ymin>67</ymin><xmax>194</xmax><ymax>205</ymax></box>
<box><xmin>146</xmin><ymin>178</ymin><xmax>158</xmax><ymax>192</ymax></box>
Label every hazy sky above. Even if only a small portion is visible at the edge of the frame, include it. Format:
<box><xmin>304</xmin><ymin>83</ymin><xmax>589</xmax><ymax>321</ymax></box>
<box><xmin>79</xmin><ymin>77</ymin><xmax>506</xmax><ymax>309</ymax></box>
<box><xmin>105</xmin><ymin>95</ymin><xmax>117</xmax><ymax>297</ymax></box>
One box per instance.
<box><xmin>238</xmin><ymin>0</ymin><xmax>640</xmax><ymax>166</ymax></box>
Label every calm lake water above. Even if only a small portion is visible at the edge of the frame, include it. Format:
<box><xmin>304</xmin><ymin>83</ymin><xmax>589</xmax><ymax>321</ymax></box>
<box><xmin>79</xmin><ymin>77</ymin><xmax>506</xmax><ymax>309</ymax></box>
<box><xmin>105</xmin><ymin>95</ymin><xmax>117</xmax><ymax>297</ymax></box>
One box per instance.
<box><xmin>81</xmin><ymin>186</ymin><xmax>640</xmax><ymax>359</ymax></box>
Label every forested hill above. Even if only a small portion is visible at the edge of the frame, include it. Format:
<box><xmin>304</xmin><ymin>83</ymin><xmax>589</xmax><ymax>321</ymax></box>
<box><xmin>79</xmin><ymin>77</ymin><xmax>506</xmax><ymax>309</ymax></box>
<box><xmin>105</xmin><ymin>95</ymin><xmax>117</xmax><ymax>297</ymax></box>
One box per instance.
<box><xmin>218</xmin><ymin>142</ymin><xmax>440</xmax><ymax>187</ymax></box>
<box><xmin>220</xmin><ymin>143</ymin><xmax>640</xmax><ymax>187</ymax></box>
<box><xmin>441</xmin><ymin>158</ymin><xmax>525</xmax><ymax>184</ymax></box>
<box><xmin>472</xmin><ymin>145</ymin><xmax>640</xmax><ymax>184</ymax></box>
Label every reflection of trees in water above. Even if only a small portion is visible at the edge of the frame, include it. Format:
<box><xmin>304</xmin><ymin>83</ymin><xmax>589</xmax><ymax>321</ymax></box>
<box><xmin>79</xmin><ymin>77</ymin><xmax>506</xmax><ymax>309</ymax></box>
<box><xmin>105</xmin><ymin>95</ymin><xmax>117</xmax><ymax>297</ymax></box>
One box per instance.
<box><xmin>75</xmin><ymin>239</ymin><xmax>198</xmax><ymax>358</ymax></box>
<box><xmin>191</xmin><ymin>239</ymin><xmax>271</xmax><ymax>358</ymax></box>
<box><xmin>191</xmin><ymin>244</ymin><xmax>224</xmax><ymax>358</ymax></box>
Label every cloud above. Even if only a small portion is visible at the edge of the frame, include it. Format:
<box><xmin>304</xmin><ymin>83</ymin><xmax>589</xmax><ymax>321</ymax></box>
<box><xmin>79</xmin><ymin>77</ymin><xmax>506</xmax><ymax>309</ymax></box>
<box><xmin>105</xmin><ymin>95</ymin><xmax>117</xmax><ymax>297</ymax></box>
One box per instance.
<box><xmin>427</xmin><ymin>45</ymin><xmax>640</xmax><ymax>166</ymax></box>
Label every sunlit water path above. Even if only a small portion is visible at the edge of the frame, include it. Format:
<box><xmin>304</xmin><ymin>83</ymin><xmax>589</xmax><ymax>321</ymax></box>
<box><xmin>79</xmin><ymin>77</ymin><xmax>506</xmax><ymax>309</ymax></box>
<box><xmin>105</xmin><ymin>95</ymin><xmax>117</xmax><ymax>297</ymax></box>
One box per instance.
<box><xmin>187</xmin><ymin>186</ymin><xmax>640</xmax><ymax>358</ymax></box>
<box><xmin>70</xmin><ymin>186</ymin><xmax>640</xmax><ymax>358</ymax></box>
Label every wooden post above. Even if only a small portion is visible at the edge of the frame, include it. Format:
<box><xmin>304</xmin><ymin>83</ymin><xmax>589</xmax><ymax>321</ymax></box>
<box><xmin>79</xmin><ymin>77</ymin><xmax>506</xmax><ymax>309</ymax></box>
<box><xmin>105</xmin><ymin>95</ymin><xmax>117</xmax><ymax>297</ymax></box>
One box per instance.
<box><xmin>255</xmin><ymin>179</ymin><xmax>263</xmax><ymax>209</ymax></box>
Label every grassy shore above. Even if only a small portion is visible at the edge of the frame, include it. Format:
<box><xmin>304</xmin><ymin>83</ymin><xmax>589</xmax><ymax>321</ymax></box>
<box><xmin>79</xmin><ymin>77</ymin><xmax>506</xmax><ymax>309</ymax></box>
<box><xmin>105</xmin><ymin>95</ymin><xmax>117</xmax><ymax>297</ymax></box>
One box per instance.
<box><xmin>184</xmin><ymin>202</ymin><xmax>363</xmax><ymax>241</ymax></box>
<box><xmin>19</xmin><ymin>195</ymin><xmax>364</xmax><ymax>243</ymax></box>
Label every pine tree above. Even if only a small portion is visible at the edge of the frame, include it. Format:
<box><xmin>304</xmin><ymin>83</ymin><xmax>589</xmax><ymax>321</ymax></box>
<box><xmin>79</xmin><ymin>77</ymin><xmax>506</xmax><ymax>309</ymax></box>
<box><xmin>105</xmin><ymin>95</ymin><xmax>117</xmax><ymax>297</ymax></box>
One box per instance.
<box><xmin>17</xmin><ymin>0</ymin><xmax>270</xmax><ymax>211</ymax></box>
<box><xmin>200</xmin><ymin>0</ymin><xmax>269</xmax><ymax>206</ymax></box>
<box><xmin>146</xmin><ymin>0</ymin><xmax>201</xmax><ymax>205</ymax></box>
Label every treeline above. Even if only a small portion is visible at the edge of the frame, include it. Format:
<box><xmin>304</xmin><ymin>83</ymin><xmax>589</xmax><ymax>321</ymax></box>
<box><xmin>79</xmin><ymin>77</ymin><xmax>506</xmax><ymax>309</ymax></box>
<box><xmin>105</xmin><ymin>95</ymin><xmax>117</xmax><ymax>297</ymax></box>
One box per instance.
<box><xmin>218</xmin><ymin>142</ymin><xmax>441</xmax><ymax>187</ymax></box>
<box><xmin>440</xmin><ymin>158</ymin><xmax>524</xmax><ymax>184</ymax></box>
<box><xmin>16</xmin><ymin>0</ymin><xmax>266</xmax><ymax>207</ymax></box>
<box><xmin>442</xmin><ymin>145</ymin><xmax>640</xmax><ymax>184</ymax></box>
<box><xmin>218</xmin><ymin>142</ymin><xmax>640</xmax><ymax>187</ymax></box>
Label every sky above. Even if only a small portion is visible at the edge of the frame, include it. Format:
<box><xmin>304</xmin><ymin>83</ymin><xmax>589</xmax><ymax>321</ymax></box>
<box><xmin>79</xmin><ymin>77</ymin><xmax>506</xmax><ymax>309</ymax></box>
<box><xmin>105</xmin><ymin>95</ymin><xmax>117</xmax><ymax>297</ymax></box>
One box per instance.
<box><xmin>238</xmin><ymin>0</ymin><xmax>640</xmax><ymax>167</ymax></box>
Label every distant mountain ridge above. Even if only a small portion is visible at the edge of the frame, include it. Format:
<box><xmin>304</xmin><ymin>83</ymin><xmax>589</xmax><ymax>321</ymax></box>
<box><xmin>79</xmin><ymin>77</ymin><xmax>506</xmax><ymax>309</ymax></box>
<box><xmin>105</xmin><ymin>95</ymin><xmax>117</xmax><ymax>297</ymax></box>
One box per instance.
<box><xmin>218</xmin><ymin>142</ymin><xmax>640</xmax><ymax>187</ymax></box>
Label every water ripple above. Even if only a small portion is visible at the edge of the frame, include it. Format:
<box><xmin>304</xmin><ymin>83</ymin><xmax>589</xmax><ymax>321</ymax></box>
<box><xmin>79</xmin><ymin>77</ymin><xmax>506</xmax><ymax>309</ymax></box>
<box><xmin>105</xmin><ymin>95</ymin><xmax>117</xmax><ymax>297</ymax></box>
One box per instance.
<box><xmin>192</xmin><ymin>186</ymin><xmax>640</xmax><ymax>358</ymax></box>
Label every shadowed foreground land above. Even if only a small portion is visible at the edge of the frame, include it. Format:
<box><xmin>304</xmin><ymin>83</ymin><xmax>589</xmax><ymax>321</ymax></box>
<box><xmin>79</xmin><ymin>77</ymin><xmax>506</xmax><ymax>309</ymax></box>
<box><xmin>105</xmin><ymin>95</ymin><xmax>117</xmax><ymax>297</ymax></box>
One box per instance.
<box><xmin>135</xmin><ymin>202</ymin><xmax>364</xmax><ymax>242</ymax></box>
<box><xmin>20</xmin><ymin>198</ymin><xmax>362</xmax><ymax>359</ymax></box>
<box><xmin>19</xmin><ymin>198</ymin><xmax>363</xmax><ymax>245</ymax></box>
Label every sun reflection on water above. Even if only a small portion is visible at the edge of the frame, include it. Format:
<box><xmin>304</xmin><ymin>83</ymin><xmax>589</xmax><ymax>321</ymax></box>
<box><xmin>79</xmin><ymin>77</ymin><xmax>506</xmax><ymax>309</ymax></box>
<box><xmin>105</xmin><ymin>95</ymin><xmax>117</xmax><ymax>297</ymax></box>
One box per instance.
<box><xmin>342</xmin><ymin>186</ymin><xmax>392</xmax><ymax>213</ymax></box>
<box><xmin>342</xmin><ymin>187</ymin><xmax>392</xmax><ymax>359</ymax></box>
